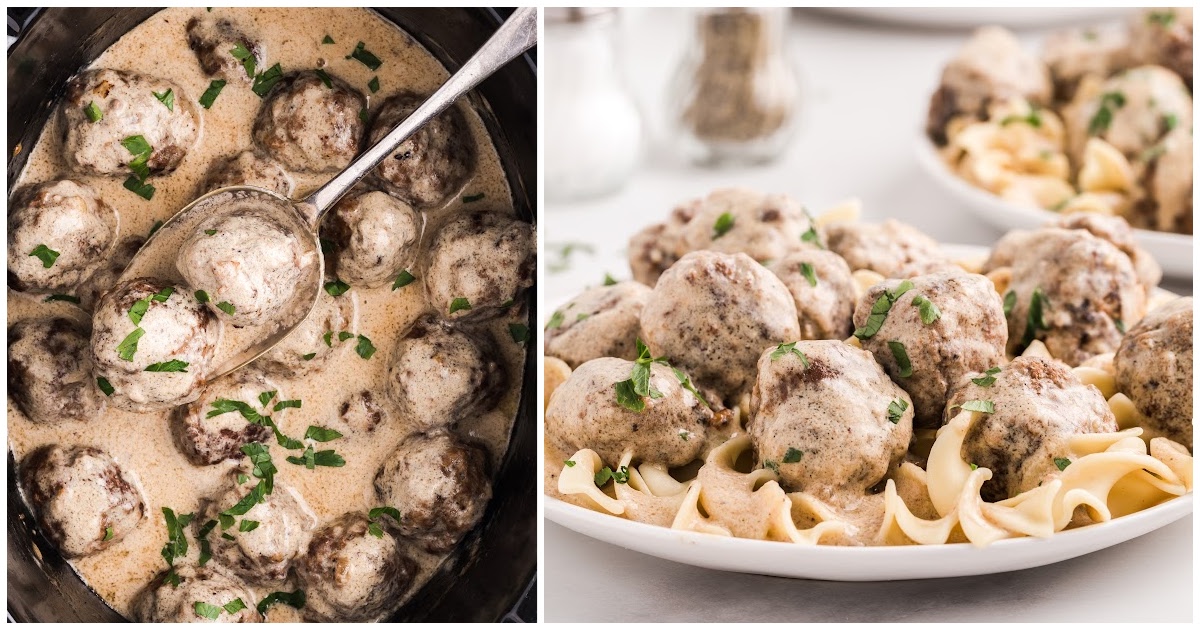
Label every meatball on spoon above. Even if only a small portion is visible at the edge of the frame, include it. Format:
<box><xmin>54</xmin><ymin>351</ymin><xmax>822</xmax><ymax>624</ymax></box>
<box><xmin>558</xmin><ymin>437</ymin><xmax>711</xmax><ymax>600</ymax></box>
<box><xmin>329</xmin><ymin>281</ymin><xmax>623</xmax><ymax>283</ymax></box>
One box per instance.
<box><xmin>114</xmin><ymin>8</ymin><xmax>536</xmax><ymax>381</ymax></box>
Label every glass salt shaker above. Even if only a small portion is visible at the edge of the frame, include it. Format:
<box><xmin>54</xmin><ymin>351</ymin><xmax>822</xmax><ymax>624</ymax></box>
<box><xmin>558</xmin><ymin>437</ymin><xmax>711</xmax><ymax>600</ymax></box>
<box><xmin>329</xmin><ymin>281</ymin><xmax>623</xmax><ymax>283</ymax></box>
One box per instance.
<box><xmin>545</xmin><ymin>8</ymin><xmax>643</xmax><ymax>202</ymax></box>
<box><xmin>668</xmin><ymin>7</ymin><xmax>800</xmax><ymax>166</ymax></box>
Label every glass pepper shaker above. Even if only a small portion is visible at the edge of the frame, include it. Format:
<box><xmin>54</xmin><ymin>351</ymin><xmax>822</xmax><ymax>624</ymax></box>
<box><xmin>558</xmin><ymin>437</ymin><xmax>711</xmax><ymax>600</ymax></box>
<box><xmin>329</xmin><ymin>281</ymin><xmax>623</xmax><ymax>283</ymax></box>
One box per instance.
<box><xmin>668</xmin><ymin>8</ymin><xmax>800</xmax><ymax>166</ymax></box>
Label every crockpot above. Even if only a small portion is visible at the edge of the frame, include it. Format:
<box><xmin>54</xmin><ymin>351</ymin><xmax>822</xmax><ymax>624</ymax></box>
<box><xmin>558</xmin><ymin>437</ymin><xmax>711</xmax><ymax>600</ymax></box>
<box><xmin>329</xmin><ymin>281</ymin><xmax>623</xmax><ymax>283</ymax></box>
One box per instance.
<box><xmin>6</xmin><ymin>7</ymin><xmax>536</xmax><ymax>623</ymax></box>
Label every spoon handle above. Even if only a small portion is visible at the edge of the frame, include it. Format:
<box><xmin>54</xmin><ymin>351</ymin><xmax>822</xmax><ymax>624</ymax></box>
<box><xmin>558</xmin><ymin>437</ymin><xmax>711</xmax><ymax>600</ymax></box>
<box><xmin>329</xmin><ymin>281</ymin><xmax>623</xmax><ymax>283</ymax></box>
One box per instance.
<box><xmin>299</xmin><ymin>6</ymin><xmax>538</xmax><ymax>224</ymax></box>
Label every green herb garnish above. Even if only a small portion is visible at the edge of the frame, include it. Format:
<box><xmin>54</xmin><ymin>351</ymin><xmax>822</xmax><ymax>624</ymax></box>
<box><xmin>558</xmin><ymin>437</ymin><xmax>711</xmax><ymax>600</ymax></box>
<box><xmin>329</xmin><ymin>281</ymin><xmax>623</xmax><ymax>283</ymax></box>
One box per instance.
<box><xmin>312</xmin><ymin>68</ymin><xmax>333</xmax><ymax>88</ymax></box>
<box><xmin>145</xmin><ymin>359</ymin><xmax>189</xmax><ymax>373</ymax></box>
<box><xmin>886</xmin><ymin>398</ymin><xmax>908</xmax><ymax>424</ymax></box>
<box><xmin>84</xmin><ymin>101</ymin><xmax>103</xmax><ymax>122</ymax></box>
<box><xmin>251</xmin><ymin>63</ymin><xmax>283</xmax><ymax>97</ymax></box>
<box><xmin>216</xmin><ymin>301</ymin><xmax>236</xmax><ymax>315</ymax></box>
<box><xmin>152</xmin><ymin>88</ymin><xmax>174</xmax><ymax>112</ymax></box>
<box><xmin>194</xmin><ymin>602</ymin><xmax>222</xmax><ymax>620</ymax></box>
<box><xmin>854</xmin><ymin>280</ymin><xmax>914</xmax><ymax>339</ymax></box>
<box><xmin>799</xmin><ymin>262</ymin><xmax>818</xmax><ymax>287</ymax></box>
<box><xmin>29</xmin><ymin>244</ymin><xmax>59</xmax><ymax>268</ymax></box>
<box><xmin>273</xmin><ymin>399</ymin><xmax>302</xmax><ymax>412</ymax></box>
<box><xmin>123</xmin><ymin>175</ymin><xmax>155</xmax><ymax>200</ymax></box>
<box><xmin>509</xmin><ymin>323</ymin><xmax>530</xmax><ymax>345</ymax></box>
<box><xmin>368</xmin><ymin>76</ymin><xmax>380</xmax><ymax>93</ymax></box>
<box><xmin>199</xmin><ymin>79</ymin><xmax>226</xmax><ymax>109</ymax></box>
<box><xmin>44</xmin><ymin>294</ymin><xmax>80</xmax><ymax>304</ymax></box>
<box><xmin>97</xmin><ymin>377</ymin><xmax>115</xmax><ymax>396</ymax></box>
<box><xmin>959</xmin><ymin>400</ymin><xmax>995</xmax><ymax>414</ymax></box>
<box><xmin>1088</xmin><ymin>91</ymin><xmax>1126</xmax><ymax>136</ymax></box>
<box><xmin>391</xmin><ymin>269</ymin><xmax>415</xmax><ymax>290</ymax></box>
<box><xmin>911</xmin><ymin>294</ymin><xmax>941</xmax><ymax>325</ymax></box>
<box><xmin>782</xmin><ymin>447</ymin><xmax>803</xmax><ymax>463</ymax></box>
<box><xmin>116</xmin><ymin>327</ymin><xmax>145</xmax><ymax>361</ymax></box>
<box><xmin>546</xmin><ymin>311</ymin><xmax>565</xmax><ymax>329</ymax></box>
<box><xmin>888</xmin><ymin>340</ymin><xmax>912</xmax><ymax>378</ymax></box>
<box><xmin>345</xmin><ymin>41</ymin><xmax>382</xmax><ymax>70</ymax></box>
<box><xmin>324</xmin><ymin>279</ymin><xmax>350</xmax><ymax>296</ymax></box>
<box><xmin>712</xmin><ymin>212</ymin><xmax>735</xmax><ymax>239</ymax></box>
<box><xmin>355</xmin><ymin>335</ymin><xmax>376</xmax><ymax>359</ymax></box>
<box><xmin>256</xmin><ymin>590</ymin><xmax>306</xmax><ymax>615</ymax></box>
<box><xmin>1054</xmin><ymin>457</ymin><xmax>1071</xmax><ymax>471</ymax></box>
<box><xmin>770</xmin><ymin>341</ymin><xmax>809</xmax><ymax>368</ymax></box>
<box><xmin>971</xmin><ymin>366</ymin><xmax>1002</xmax><ymax>387</ymax></box>
<box><xmin>449</xmin><ymin>297</ymin><xmax>472</xmax><ymax>314</ymax></box>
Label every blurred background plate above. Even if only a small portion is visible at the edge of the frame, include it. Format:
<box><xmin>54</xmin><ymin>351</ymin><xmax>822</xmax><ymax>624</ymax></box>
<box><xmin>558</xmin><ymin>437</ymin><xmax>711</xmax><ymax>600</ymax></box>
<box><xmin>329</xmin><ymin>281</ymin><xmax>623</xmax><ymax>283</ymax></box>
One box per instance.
<box><xmin>914</xmin><ymin>135</ymin><xmax>1193</xmax><ymax>280</ymax></box>
<box><xmin>817</xmin><ymin>8</ymin><xmax>1131</xmax><ymax>29</ymax></box>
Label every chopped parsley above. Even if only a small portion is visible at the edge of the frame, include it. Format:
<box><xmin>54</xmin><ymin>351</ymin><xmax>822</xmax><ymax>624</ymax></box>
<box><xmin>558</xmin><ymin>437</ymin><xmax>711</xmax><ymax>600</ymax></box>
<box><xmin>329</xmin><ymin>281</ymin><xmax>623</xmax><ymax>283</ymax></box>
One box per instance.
<box><xmin>121</xmin><ymin>135</ymin><xmax>153</xmax><ymax>180</ymax></box>
<box><xmin>1021</xmin><ymin>287</ymin><xmax>1050</xmax><ymax>348</ymax></box>
<box><xmin>887</xmin><ymin>340</ymin><xmax>913</xmax><ymax>378</ymax></box>
<box><xmin>322</xmin><ymin>35</ymin><xmax>335</xmax><ymax>44</ymax></box>
<box><xmin>463</xmin><ymin>192</ymin><xmax>485</xmax><ymax>203</ymax></box>
<box><xmin>29</xmin><ymin>244</ymin><xmax>59</xmax><ymax>268</ymax></box>
<box><xmin>251</xmin><ymin>63</ymin><xmax>284</xmax><ymax>97</ymax></box>
<box><xmin>302</xmin><ymin>352</ymin><xmax>316</xmax><ymax>360</ymax></box>
<box><xmin>152</xmin><ymin>88</ymin><xmax>175</xmax><ymax>112</ymax></box>
<box><xmin>368</xmin><ymin>76</ymin><xmax>380</xmax><ymax>93</ymax></box>
<box><xmin>324</xmin><ymin>279</ymin><xmax>350</xmax><ymax>296</ymax></box>
<box><xmin>160</xmin><ymin>507</ymin><xmax>194</xmax><ymax>566</ymax></box>
<box><xmin>547</xmin><ymin>241</ymin><xmax>595</xmax><ymax>273</ymax></box>
<box><xmin>564</xmin><ymin>460</ymin><xmax>576</xmax><ymax>467</ymax></box>
<box><xmin>312</xmin><ymin>68</ymin><xmax>333</xmax><ymax>88</ymax></box>
<box><xmin>259</xmin><ymin>390</ymin><xmax>276</xmax><ymax>407</ymax></box>
<box><xmin>800</xmin><ymin>208</ymin><xmax>824</xmax><ymax>248</ymax></box>
<box><xmin>355</xmin><ymin>335</ymin><xmax>376</xmax><ymax>359</ymax></box>
<box><xmin>391</xmin><ymin>269</ymin><xmax>415</xmax><ymax>290</ymax></box>
<box><xmin>959</xmin><ymin>400</ymin><xmax>996</xmax><ymax>414</ymax></box>
<box><xmin>712</xmin><ymin>212</ymin><xmax>735</xmax><ymax>239</ymax></box>
<box><xmin>44</xmin><ymin>294</ymin><xmax>79</xmax><ymax>303</ymax></box>
<box><xmin>594</xmin><ymin>465</ymin><xmax>630</xmax><ymax>486</ymax></box>
<box><xmin>1003</xmin><ymin>290</ymin><xmax>1017</xmax><ymax>317</ymax></box>
<box><xmin>145</xmin><ymin>359</ymin><xmax>189</xmax><ymax>373</ymax></box>
<box><xmin>152</xmin><ymin>286</ymin><xmax>174</xmax><ymax>302</ymax></box>
<box><xmin>886</xmin><ymin>398</ymin><xmax>908</xmax><ymax>424</ymax></box>
<box><xmin>1163</xmin><ymin>112</ymin><xmax>1179</xmax><ymax>131</ymax></box>
<box><xmin>671</xmin><ymin>366</ymin><xmax>709</xmax><ymax>409</ymax></box>
<box><xmin>96</xmin><ymin>377</ymin><xmax>115</xmax><ymax>396</ymax></box>
<box><xmin>1000</xmin><ymin>109</ymin><xmax>1041</xmax><ymax>128</ymax></box>
<box><xmin>545</xmin><ymin>311</ymin><xmax>565</xmax><ymax>329</ymax></box>
<box><xmin>194</xmin><ymin>290</ymin><xmax>210</xmax><ymax>304</ymax></box>
<box><xmin>273</xmin><ymin>399</ymin><xmax>302</xmax><ymax>412</ymax></box>
<box><xmin>199</xmin><ymin>79</ymin><xmax>226</xmax><ymax>109</ymax></box>
<box><xmin>256</xmin><ymin>590</ymin><xmax>306</xmax><ymax>615</ymax></box>
<box><xmin>358</xmin><ymin>107</ymin><xmax>369</xmax><ymax>123</ymax></box>
<box><xmin>304</xmin><ymin>425</ymin><xmax>342</xmax><ymax>442</ymax></box>
<box><xmin>576</xmin><ymin>313</ymin><xmax>590</xmax><ymax>321</ymax></box>
<box><xmin>216</xmin><ymin>301</ymin><xmax>236</xmax><ymax>315</ymax></box>
<box><xmin>854</xmin><ymin>280</ymin><xmax>914</xmax><ymax>339</ymax></box>
<box><xmin>103</xmin><ymin>526</ymin><xmax>114</xmax><ymax>541</ymax></box>
<box><xmin>1147</xmin><ymin>9</ymin><xmax>1176</xmax><ymax>26</ymax></box>
<box><xmin>238</xmin><ymin>519</ymin><xmax>260</xmax><ymax>532</ymax></box>
<box><xmin>1054</xmin><ymin>457</ymin><xmax>1072</xmax><ymax>471</ymax></box>
<box><xmin>770</xmin><ymin>341</ymin><xmax>809</xmax><ymax>367</ymax></box>
<box><xmin>1115</xmin><ymin>318</ymin><xmax>1126</xmax><ymax>334</ymax></box>
<box><xmin>911</xmin><ymin>294</ymin><xmax>941</xmax><ymax>325</ymax></box>
<box><xmin>782</xmin><ymin>447</ymin><xmax>803</xmax><ymax>464</ymax></box>
<box><xmin>366</xmin><ymin>506</ymin><xmax>401</xmax><ymax>538</ymax></box>
<box><xmin>223</xmin><ymin>599</ymin><xmax>247</xmax><ymax>615</ymax></box>
<box><xmin>346</xmin><ymin>41</ymin><xmax>382</xmax><ymax>70</ymax></box>
<box><xmin>509</xmin><ymin>322</ymin><xmax>530</xmax><ymax>345</ymax></box>
<box><xmin>204</xmin><ymin>229</ymin><xmax>217</xmax><ymax>236</ymax></box>
<box><xmin>799</xmin><ymin>262</ymin><xmax>818</xmax><ymax>287</ymax></box>
<box><xmin>613</xmin><ymin>339</ymin><xmax>666</xmax><ymax>412</ymax></box>
<box><xmin>84</xmin><ymin>101</ymin><xmax>103</xmax><ymax>122</ymax></box>
<box><xmin>116</xmin><ymin>327</ymin><xmax>146</xmax><ymax>361</ymax></box>
<box><xmin>123</xmin><ymin>175</ymin><xmax>156</xmax><ymax>200</ymax></box>
<box><xmin>763</xmin><ymin>460</ymin><xmax>780</xmax><ymax>474</ymax></box>
<box><xmin>148</xmin><ymin>220</ymin><xmax>164</xmax><ymax>238</ymax></box>
<box><xmin>1088</xmin><ymin>91</ymin><xmax>1127</xmax><ymax>136</ymax></box>
<box><xmin>971</xmin><ymin>366</ymin><xmax>1002</xmax><ymax>387</ymax></box>
<box><xmin>194</xmin><ymin>602</ymin><xmax>223</xmax><ymax>620</ymax></box>
<box><xmin>230</xmin><ymin>43</ymin><xmax>256</xmax><ymax>78</ymax></box>
<box><xmin>603</xmin><ymin>273</ymin><xmax>618</xmax><ymax>286</ymax></box>
<box><xmin>449</xmin><ymin>297</ymin><xmax>472</xmax><ymax>314</ymax></box>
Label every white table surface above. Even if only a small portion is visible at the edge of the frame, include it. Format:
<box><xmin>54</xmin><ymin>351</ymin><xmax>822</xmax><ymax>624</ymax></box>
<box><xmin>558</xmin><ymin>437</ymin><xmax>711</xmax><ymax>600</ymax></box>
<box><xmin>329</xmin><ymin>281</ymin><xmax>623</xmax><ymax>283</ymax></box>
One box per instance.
<box><xmin>542</xmin><ymin>8</ymin><xmax>1193</xmax><ymax>622</ymax></box>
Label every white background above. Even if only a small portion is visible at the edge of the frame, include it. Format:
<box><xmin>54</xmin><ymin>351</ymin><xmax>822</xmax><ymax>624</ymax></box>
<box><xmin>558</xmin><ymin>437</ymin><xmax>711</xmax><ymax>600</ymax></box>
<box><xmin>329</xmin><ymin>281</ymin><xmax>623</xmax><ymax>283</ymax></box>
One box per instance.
<box><xmin>542</xmin><ymin>8</ymin><xmax>1192</xmax><ymax>622</ymax></box>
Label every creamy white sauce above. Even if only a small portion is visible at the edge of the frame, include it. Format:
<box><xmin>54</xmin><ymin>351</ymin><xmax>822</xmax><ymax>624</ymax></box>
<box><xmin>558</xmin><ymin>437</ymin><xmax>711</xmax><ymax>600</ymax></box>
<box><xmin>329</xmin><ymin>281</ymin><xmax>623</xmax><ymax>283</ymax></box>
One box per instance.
<box><xmin>8</xmin><ymin>7</ymin><xmax>524</xmax><ymax>622</ymax></box>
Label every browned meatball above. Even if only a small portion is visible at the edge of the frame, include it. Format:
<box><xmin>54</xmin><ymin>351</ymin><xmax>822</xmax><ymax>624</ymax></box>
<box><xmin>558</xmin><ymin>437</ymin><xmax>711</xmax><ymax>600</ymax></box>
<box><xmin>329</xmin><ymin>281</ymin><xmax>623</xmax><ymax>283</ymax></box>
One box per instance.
<box><xmin>824</xmin><ymin>220</ymin><xmax>955</xmax><ymax>279</ymax></box>
<box><xmin>544</xmin><ymin>281</ymin><xmax>651</xmax><ymax>369</ymax></box>
<box><xmin>640</xmin><ymin>250</ymin><xmax>800</xmax><ymax>396</ymax></box>
<box><xmin>77</xmin><ymin>236</ymin><xmax>144</xmax><ymax>312</ymax></box>
<box><xmin>1049</xmin><ymin>214</ymin><xmax>1161</xmax><ymax>290</ymax></box>
<box><xmin>90</xmin><ymin>278</ymin><xmax>221</xmax><ymax>411</ymax></box>
<box><xmin>1063</xmin><ymin>65</ymin><xmax>1191</xmax><ymax>164</ymax></box>
<box><xmin>62</xmin><ymin>69</ymin><xmax>199</xmax><ymax>175</ymax></box>
<box><xmin>854</xmin><ymin>271</ymin><xmax>1008</xmax><ymax>428</ymax></box>
<box><xmin>545</xmin><ymin>357</ymin><xmax>711</xmax><ymax>467</ymax></box>
<box><xmin>8</xmin><ymin>317</ymin><xmax>106</xmax><ymax>425</ymax></box>
<box><xmin>185</xmin><ymin>16</ymin><xmax>263</xmax><ymax>82</ymax></box>
<box><xmin>627</xmin><ymin>200</ymin><xmax>698</xmax><ymax>286</ymax></box>
<box><xmin>926</xmin><ymin>26</ymin><xmax>1052</xmax><ymax>145</ymax></box>
<box><xmin>1127</xmin><ymin>8</ymin><xmax>1192</xmax><ymax>87</ymax></box>
<box><xmin>336</xmin><ymin>390</ymin><xmax>390</xmax><ymax>433</ymax></box>
<box><xmin>199</xmin><ymin>476</ymin><xmax>316</xmax><ymax>582</ymax></box>
<box><xmin>749</xmin><ymin>341</ymin><xmax>913</xmax><ymax>498</ymax></box>
<box><xmin>8</xmin><ymin>180</ymin><xmax>118</xmax><ymax>294</ymax></box>
<box><xmin>253</xmin><ymin>72</ymin><xmax>365</xmax><ymax>173</ymax></box>
<box><xmin>296</xmin><ymin>513</ymin><xmax>416</xmax><ymax>623</ymax></box>
<box><xmin>369</xmin><ymin>92</ymin><xmax>477</xmax><ymax>209</ymax></box>
<box><xmin>1115</xmin><ymin>297</ymin><xmax>1192</xmax><ymax>448</ymax></box>
<box><xmin>374</xmin><ymin>432</ymin><xmax>491</xmax><ymax>553</ymax></box>
<box><xmin>1040</xmin><ymin>26</ymin><xmax>1130</xmax><ymax>102</ymax></box>
<box><xmin>1138</xmin><ymin>127</ymin><xmax>1192</xmax><ymax>235</ymax></box>
<box><xmin>676</xmin><ymin>188</ymin><xmax>816</xmax><ymax>264</ymax></box>
<box><xmin>255</xmin><ymin>288</ymin><xmax>356</xmax><ymax>378</ymax></box>
<box><xmin>323</xmin><ymin>191</ymin><xmax>422</xmax><ymax>289</ymax></box>
<box><xmin>1003</xmin><ymin>229</ymin><xmax>1145</xmax><ymax>366</ymax></box>
<box><xmin>134</xmin><ymin>564</ymin><xmax>260</xmax><ymax>623</ymax></box>
<box><xmin>948</xmin><ymin>357</ymin><xmax>1117</xmax><ymax>501</ymax></box>
<box><xmin>20</xmin><ymin>445</ymin><xmax>145</xmax><ymax>558</ymax></box>
<box><xmin>199</xmin><ymin>150</ymin><xmax>295</xmax><ymax>198</ymax></box>
<box><xmin>385</xmin><ymin>317</ymin><xmax>504</xmax><ymax>432</ymax></box>
<box><xmin>172</xmin><ymin>369</ymin><xmax>280</xmax><ymax>465</ymax></box>
<box><xmin>769</xmin><ymin>249</ymin><xmax>856</xmax><ymax>340</ymax></box>
<box><xmin>424</xmin><ymin>210</ymin><xmax>535</xmax><ymax>321</ymax></box>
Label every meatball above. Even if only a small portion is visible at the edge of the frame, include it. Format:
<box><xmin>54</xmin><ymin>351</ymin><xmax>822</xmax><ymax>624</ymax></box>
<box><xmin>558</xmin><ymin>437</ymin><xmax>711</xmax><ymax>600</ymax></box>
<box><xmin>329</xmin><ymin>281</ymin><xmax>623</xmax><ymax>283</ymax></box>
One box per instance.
<box><xmin>254</xmin><ymin>288</ymin><xmax>356</xmax><ymax>377</ymax></box>
<box><xmin>374</xmin><ymin>432</ymin><xmax>492</xmax><ymax>553</ymax></box>
<box><xmin>134</xmin><ymin>564</ymin><xmax>260</xmax><ymax>623</ymax></box>
<box><xmin>854</xmin><ymin>272</ymin><xmax>1008</xmax><ymax>428</ymax></box>
<box><xmin>62</xmin><ymin>68</ymin><xmax>199</xmax><ymax>175</ymax></box>
<box><xmin>385</xmin><ymin>317</ymin><xmax>504</xmax><ymax>432</ymax></box>
<box><xmin>748</xmin><ymin>340</ymin><xmax>913</xmax><ymax>497</ymax></box>
<box><xmin>8</xmin><ymin>317</ymin><xmax>105</xmax><ymax>425</ymax></box>
<box><xmin>172</xmin><ymin>369</ymin><xmax>281</xmax><ymax>465</ymax></box>
<box><xmin>200</xmin><ymin>478</ymin><xmax>316</xmax><ymax>582</ymax></box>
<box><xmin>1114</xmin><ymin>297</ymin><xmax>1192</xmax><ymax>448</ymax></box>
<box><xmin>546</xmin><ymin>357</ymin><xmax>711</xmax><ymax>467</ymax></box>
<box><xmin>544</xmin><ymin>281</ymin><xmax>651</xmax><ymax>369</ymax></box>
<box><xmin>369</xmin><ymin>92</ymin><xmax>476</xmax><ymax>209</ymax></box>
<box><xmin>627</xmin><ymin>200</ymin><xmax>698</xmax><ymax>286</ymax></box>
<box><xmin>253</xmin><ymin>72</ymin><xmax>365</xmax><ymax>173</ymax></box>
<box><xmin>640</xmin><ymin>250</ymin><xmax>800</xmax><ymax>396</ymax></box>
<box><xmin>186</xmin><ymin>16</ymin><xmax>263</xmax><ymax>82</ymax></box>
<box><xmin>1040</xmin><ymin>26</ymin><xmax>1130</xmax><ymax>101</ymax></box>
<box><xmin>199</xmin><ymin>150</ymin><xmax>294</xmax><ymax>198</ymax></box>
<box><xmin>77</xmin><ymin>236</ymin><xmax>144</xmax><ymax>311</ymax></box>
<box><xmin>324</xmin><ymin>191</ymin><xmax>422</xmax><ymax>288</ymax></box>
<box><xmin>1048</xmin><ymin>214</ymin><xmax>1161</xmax><ymax>289</ymax></box>
<box><xmin>176</xmin><ymin>205</ymin><xmax>316</xmax><ymax>327</ymax></box>
<box><xmin>91</xmin><ymin>277</ymin><xmax>221</xmax><ymax>411</ymax></box>
<box><xmin>8</xmin><ymin>180</ymin><xmax>118</xmax><ymax>294</ymax></box>
<box><xmin>768</xmin><ymin>249</ymin><xmax>856</xmax><ymax>340</ymax></box>
<box><xmin>1063</xmin><ymin>65</ymin><xmax>1192</xmax><ymax>163</ymax></box>
<box><xmin>1127</xmin><ymin>8</ymin><xmax>1192</xmax><ymax>87</ymax></box>
<box><xmin>1003</xmin><ymin>229</ymin><xmax>1145</xmax><ymax>366</ymax></box>
<box><xmin>946</xmin><ymin>356</ymin><xmax>1118</xmax><ymax>501</ymax></box>
<box><xmin>926</xmin><ymin>26</ymin><xmax>1052</xmax><ymax>145</ymax></box>
<box><xmin>676</xmin><ymin>188</ymin><xmax>815</xmax><ymax>264</ymax></box>
<box><xmin>296</xmin><ymin>513</ymin><xmax>416</xmax><ymax>623</ymax></box>
<box><xmin>19</xmin><ymin>445</ymin><xmax>144</xmax><ymax>558</ymax></box>
<box><xmin>1139</xmin><ymin>127</ymin><xmax>1192</xmax><ymax>234</ymax></box>
<box><xmin>424</xmin><ymin>210</ymin><xmax>535</xmax><ymax>320</ymax></box>
<box><xmin>336</xmin><ymin>390</ymin><xmax>389</xmax><ymax>433</ymax></box>
<box><xmin>824</xmin><ymin>220</ymin><xmax>955</xmax><ymax>279</ymax></box>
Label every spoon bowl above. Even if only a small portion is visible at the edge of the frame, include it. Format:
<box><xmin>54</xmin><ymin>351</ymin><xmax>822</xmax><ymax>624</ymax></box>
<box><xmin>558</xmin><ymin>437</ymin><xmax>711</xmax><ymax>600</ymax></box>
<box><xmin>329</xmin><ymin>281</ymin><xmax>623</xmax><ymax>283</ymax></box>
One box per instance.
<box><xmin>112</xmin><ymin>6</ymin><xmax>537</xmax><ymax>383</ymax></box>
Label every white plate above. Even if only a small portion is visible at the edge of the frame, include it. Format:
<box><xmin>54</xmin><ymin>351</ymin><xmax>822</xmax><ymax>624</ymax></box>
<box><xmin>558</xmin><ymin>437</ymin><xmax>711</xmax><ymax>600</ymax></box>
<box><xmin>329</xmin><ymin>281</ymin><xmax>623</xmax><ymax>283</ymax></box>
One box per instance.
<box><xmin>545</xmin><ymin>493</ymin><xmax>1193</xmax><ymax>581</ymax></box>
<box><xmin>817</xmin><ymin>8</ymin><xmax>1131</xmax><ymax>29</ymax></box>
<box><xmin>914</xmin><ymin>136</ymin><xmax>1194</xmax><ymax>279</ymax></box>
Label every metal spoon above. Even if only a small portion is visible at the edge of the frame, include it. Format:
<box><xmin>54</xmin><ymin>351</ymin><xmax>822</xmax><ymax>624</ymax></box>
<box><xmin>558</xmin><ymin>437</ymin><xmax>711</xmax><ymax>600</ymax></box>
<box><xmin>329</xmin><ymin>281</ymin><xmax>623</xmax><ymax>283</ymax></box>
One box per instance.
<box><xmin>116</xmin><ymin>7</ymin><xmax>537</xmax><ymax>379</ymax></box>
